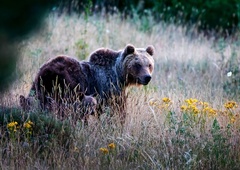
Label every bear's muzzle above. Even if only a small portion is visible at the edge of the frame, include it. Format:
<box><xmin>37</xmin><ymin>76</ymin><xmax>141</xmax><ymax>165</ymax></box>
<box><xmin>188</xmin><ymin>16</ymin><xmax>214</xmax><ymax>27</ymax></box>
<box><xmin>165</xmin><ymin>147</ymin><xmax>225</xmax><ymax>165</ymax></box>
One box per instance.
<box><xmin>138</xmin><ymin>75</ymin><xmax>152</xmax><ymax>85</ymax></box>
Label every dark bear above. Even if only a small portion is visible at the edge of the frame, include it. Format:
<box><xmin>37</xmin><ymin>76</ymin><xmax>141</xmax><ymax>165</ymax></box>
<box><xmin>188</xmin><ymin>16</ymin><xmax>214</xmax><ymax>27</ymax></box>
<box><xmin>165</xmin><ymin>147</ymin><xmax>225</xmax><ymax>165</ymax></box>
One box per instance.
<box><xmin>20</xmin><ymin>44</ymin><xmax>155</xmax><ymax>123</ymax></box>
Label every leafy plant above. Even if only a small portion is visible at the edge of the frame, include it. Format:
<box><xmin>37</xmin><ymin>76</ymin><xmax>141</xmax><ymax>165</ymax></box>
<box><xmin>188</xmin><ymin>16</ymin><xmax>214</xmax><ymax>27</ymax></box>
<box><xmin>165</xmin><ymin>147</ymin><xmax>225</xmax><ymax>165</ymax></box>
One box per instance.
<box><xmin>75</xmin><ymin>38</ymin><xmax>89</xmax><ymax>60</ymax></box>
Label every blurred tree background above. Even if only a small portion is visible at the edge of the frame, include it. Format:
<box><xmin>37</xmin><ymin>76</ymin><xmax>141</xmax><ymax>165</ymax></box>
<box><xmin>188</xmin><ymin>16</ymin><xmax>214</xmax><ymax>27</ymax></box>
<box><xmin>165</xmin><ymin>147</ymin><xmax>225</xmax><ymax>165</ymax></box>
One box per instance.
<box><xmin>0</xmin><ymin>0</ymin><xmax>55</xmax><ymax>92</ymax></box>
<box><xmin>0</xmin><ymin>0</ymin><xmax>239</xmax><ymax>92</ymax></box>
<box><xmin>56</xmin><ymin>0</ymin><xmax>239</xmax><ymax>36</ymax></box>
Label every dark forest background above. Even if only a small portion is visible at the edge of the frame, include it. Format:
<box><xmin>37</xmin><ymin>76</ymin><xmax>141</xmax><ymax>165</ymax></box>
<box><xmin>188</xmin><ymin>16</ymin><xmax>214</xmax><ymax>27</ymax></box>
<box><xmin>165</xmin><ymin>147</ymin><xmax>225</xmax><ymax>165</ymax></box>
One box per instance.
<box><xmin>58</xmin><ymin>0</ymin><xmax>239</xmax><ymax>35</ymax></box>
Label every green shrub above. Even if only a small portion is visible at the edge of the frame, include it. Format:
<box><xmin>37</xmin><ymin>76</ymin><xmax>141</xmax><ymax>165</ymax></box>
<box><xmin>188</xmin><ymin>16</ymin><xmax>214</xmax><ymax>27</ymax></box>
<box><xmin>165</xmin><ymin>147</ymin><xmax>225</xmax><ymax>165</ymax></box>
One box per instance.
<box><xmin>0</xmin><ymin>107</ymin><xmax>74</xmax><ymax>151</ymax></box>
<box><xmin>214</xmin><ymin>38</ymin><xmax>240</xmax><ymax>98</ymax></box>
<box><xmin>75</xmin><ymin>38</ymin><xmax>89</xmax><ymax>60</ymax></box>
<box><xmin>151</xmin><ymin>0</ymin><xmax>239</xmax><ymax>35</ymax></box>
<box><xmin>223</xmin><ymin>50</ymin><xmax>240</xmax><ymax>98</ymax></box>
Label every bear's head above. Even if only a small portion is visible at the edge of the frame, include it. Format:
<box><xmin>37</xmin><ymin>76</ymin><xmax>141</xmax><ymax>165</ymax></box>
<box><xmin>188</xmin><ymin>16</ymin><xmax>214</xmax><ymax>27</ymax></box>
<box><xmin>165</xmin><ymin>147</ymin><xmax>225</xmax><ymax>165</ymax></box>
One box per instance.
<box><xmin>121</xmin><ymin>44</ymin><xmax>155</xmax><ymax>86</ymax></box>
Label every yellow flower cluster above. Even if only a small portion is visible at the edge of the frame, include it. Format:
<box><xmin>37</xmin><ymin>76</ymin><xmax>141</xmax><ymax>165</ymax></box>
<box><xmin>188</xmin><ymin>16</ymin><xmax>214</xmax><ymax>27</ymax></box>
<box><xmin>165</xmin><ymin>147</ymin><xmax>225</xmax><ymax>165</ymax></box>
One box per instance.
<box><xmin>149</xmin><ymin>97</ymin><xmax>239</xmax><ymax>124</ymax></box>
<box><xmin>224</xmin><ymin>101</ymin><xmax>238</xmax><ymax>109</ymax></box>
<box><xmin>230</xmin><ymin>117</ymin><xmax>236</xmax><ymax>123</ymax></box>
<box><xmin>185</xmin><ymin>98</ymin><xmax>198</xmax><ymax>105</ymax></box>
<box><xmin>181</xmin><ymin>98</ymin><xmax>217</xmax><ymax>117</ymax></box>
<box><xmin>99</xmin><ymin>147</ymin><xmax>109</xmax><ymax>154</ymax></box>
<box><xmin>7</xmin><ymin>120</ymin><xmax>34</xmax><ymax>134</ymax></box>
<box><xmin>99</xmin><ymin>142</ymin><xmax>116</xmax><ymax>154</ymax></box>
<box><xmin>149</xmin><ymin>97</ymin><xmax>172</xmax><ymax>109</ymax></box>
<box><xmin>7</xmin><ymin>121</ymin><xmax>18</xmax><ymax>132</ymax></box>
<box><xmin>24</xmin><ymin>120</ymin><xmax>34</xmax><ymax>129</ymax></box>
<box><xmin>181</xmin><ymin>98</ymin><xmax>200</xmax><ymax>115</ymax></box>
<box><xmin>222</xmin><ymin>101</ymin><xmax>239</xmax><ymax>124</ymax></box>
<box><xmin>162</xmin><ymin>97</ymin><xmax>171</xmax><ymax>104</ymax></box>
<box><xmin>202</xmin><ymin>107</ymin><xmax>217</xmax><ymax>116</ymax></box>
<box><xmin>108</xmin><ymin>142</ymin><xmax>116</xmax><ymax>149</ymax></box>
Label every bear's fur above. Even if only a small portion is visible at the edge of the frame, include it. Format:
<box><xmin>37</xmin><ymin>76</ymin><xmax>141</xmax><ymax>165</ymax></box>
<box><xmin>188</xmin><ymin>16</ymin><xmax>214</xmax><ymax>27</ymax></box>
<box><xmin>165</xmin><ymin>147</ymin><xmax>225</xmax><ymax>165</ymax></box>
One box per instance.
<box><xmin>20</xmin><ymin>44</ymin><xmax>155</xmax><ymax>123</ymax></box>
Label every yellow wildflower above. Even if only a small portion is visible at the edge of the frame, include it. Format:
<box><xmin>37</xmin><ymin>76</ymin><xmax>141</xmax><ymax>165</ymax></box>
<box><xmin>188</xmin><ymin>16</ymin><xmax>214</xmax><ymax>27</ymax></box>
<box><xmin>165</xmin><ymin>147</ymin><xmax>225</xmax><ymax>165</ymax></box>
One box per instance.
<box><xmin>230</xmin><ymin>117</ymin><xmax>236</xmax><ymax>123</ymax></box>
<box><xmin>203</xmin><ymin>107</ymin><xmax>217</xmax><ymax>116</ymax></box>
<box><xmin>224</xmin><ymin>101</ymin><xmax>238</xmax><ymax>109</ymax></box>
<box><xmin>185</xmin><ymin>98</ymin><xmax>198</xmax><ymax>105</ymax></box>
<box><xmin>108</xmin><ymin>142</ymin><xmax>116</xmax><ymax>149</ymax></box>
<box><xmin>200</xmin><ymin>102</ymin><xmax>209</xmax><ymax>107</ymax></box>
<box><xmin>149</xmin><ymin>100</ymin><xmax>155</xmax><ymax>106</ymax></box>
<box><xmin>7</xmin><ymin>121</ymin><xmax>18</xmax><ymax>128</ymax></box>
<box><xmin>162</xmin><ymin>97</ymin><xmax>171</xmax><ymax>103</ymax></box>
<box><xmin>24</xmin><ymin>123</ymin><xmax>31</xmax><ymax>129</ymax></box>
<box><xmin>209</xmin><ymin>108</ymin><xmax>217</xmax><ymax>116</ymax></box>
<box><xmin>7</xmin><ymin>121</ymin><xmax>18</xmax><ymax>132</ymax></box>
<box><xmin>149</xmin><ymin>99</ymin><xmax>158</xmax><ymax>106</ymax></box>
<box><xmin>24</xmin><ymin>120</ymin><xmax>33</xmax><ymax>129</ymax></box>
<box><xmin>180</xmin><ymin>105</ymin><xmax>188</xmax><ymax>111</ymax></box>
<box><xmin>99</xmin><ymin>147</ymin><xmax>109</xmax><ymax>154</ymax></box>
<box><xmin>202</xmin><ymin>107</ymin><xmax>210</xmax><ymax>113</ymax></box>
<box><xmin>192</xmin><ymin>106</ymin><xmax>199</xmax><ymax>115</ymax></box>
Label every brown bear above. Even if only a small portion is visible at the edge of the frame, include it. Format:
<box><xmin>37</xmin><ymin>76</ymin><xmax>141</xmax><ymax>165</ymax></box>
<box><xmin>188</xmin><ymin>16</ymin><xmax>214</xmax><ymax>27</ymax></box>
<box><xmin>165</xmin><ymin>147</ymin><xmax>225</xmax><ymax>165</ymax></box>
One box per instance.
<box><xmin>20</xmin><ymin>44</ymin><xmax>155</xmax><ymax>123</ymax></box>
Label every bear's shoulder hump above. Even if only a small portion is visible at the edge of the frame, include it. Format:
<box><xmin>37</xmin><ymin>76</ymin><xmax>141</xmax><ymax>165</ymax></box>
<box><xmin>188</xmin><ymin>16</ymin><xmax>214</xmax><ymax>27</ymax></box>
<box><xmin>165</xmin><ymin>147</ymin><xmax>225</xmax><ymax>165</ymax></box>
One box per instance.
<box><xmin>89</xmin><ymin>48</ymin><xmax>119</xmax><ymax>66</ymax></box>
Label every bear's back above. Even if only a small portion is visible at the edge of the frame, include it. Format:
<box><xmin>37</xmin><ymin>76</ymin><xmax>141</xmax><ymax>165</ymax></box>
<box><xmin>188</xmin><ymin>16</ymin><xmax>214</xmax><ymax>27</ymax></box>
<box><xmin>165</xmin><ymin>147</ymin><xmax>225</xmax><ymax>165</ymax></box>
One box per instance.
<box><xmin>89</xmin><ymin>48</ymin><xmax>120</xmax><ymax>66</ymax></box>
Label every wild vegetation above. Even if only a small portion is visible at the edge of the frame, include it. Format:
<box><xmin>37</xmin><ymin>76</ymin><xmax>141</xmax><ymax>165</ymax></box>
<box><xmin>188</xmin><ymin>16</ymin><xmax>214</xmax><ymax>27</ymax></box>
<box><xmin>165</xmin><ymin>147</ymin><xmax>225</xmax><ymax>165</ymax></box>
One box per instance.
<box><xmin>57</xmin><ymin>0</ymin><xmax>240</xmax><ymax>36</ymax></box>
<box><xmin>0</xmin><ymin>10</ymin><xmax>240</xmax><ymax>169</ymax></box>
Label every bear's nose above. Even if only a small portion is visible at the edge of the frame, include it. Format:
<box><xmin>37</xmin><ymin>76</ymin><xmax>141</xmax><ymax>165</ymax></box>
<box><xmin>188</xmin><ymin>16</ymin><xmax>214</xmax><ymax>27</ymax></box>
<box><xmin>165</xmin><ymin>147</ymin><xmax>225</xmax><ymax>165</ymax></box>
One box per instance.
<box><xmin>144</xmin><ymin>75</ymin><xmax>151</xmax><ymax>84</ymax></box>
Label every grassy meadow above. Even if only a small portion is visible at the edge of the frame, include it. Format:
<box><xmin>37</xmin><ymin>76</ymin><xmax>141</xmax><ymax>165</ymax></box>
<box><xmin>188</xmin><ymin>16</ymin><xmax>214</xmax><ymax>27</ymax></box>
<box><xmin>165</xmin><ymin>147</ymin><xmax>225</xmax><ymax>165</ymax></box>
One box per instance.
<box><xmin>1</xmin><ymin>12</ymin><xmax>240</xmax><ymax>169</ymax></box>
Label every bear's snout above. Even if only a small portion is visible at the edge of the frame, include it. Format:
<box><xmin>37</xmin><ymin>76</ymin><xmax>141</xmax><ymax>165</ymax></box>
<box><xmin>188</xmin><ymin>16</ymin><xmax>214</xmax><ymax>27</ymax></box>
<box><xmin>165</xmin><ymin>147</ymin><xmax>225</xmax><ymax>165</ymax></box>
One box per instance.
<box><xmin>143</xmin><ymin>75</ymin><xmax>152</xmax><ymax>84</ymax></box>
<box><xmin>138</xmin><ymin>75</ymin><xmax>151</xmax><ymax>85</ymax></box>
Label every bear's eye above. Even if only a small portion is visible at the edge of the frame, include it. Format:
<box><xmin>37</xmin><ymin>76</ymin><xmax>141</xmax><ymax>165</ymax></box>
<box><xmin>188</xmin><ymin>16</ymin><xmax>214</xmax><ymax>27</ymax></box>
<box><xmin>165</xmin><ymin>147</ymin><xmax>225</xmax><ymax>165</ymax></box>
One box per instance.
<box><xmin>135</xmin><ymin>63</ymin><xmax>142</xmax><ymax>69</ymax></box>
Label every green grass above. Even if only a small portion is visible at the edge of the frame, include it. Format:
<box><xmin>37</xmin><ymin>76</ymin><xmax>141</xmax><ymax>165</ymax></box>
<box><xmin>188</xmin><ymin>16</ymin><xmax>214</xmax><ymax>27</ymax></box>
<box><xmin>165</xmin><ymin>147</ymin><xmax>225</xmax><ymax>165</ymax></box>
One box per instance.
<box><xmin>0</xmin><ymin>12</ymin><xmax>240</xmax><ymax>169</ymax></box>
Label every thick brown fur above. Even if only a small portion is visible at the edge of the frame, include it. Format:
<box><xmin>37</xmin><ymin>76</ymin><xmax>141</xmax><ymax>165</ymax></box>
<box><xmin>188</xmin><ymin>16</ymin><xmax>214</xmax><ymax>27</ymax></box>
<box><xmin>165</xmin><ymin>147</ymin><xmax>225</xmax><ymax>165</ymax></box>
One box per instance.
<box><xmin>20</xmin><ymin>44</ymin><xmax>155</xmax><ymax>124</ymax></box>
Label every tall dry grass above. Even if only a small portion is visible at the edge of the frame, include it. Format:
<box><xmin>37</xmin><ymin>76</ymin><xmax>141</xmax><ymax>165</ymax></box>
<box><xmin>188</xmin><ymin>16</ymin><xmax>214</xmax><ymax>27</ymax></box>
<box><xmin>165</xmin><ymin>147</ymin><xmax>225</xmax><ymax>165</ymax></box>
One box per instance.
<box><xmin>4</xmin><ymin>12</ymin><xmax>236</xmax><ymax>104</ymax></box>
<box><xmin>1</xmin><ymin>12</ymin><xmax>240</xmax><ymax>169</ymax></box>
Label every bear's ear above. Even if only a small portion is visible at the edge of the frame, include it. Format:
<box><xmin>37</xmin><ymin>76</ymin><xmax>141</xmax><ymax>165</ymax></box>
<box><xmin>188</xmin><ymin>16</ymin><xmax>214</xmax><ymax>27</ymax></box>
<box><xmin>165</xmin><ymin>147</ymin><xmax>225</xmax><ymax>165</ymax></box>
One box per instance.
<box><xmin>146</xmin><ymin>45</ymin><xmax>155</xmax><ymax>56</ymax></box>
<box><xmin>124</xmin><ymin>44</ymin><xmax>135</xmax><ymax>55</ymax></box>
